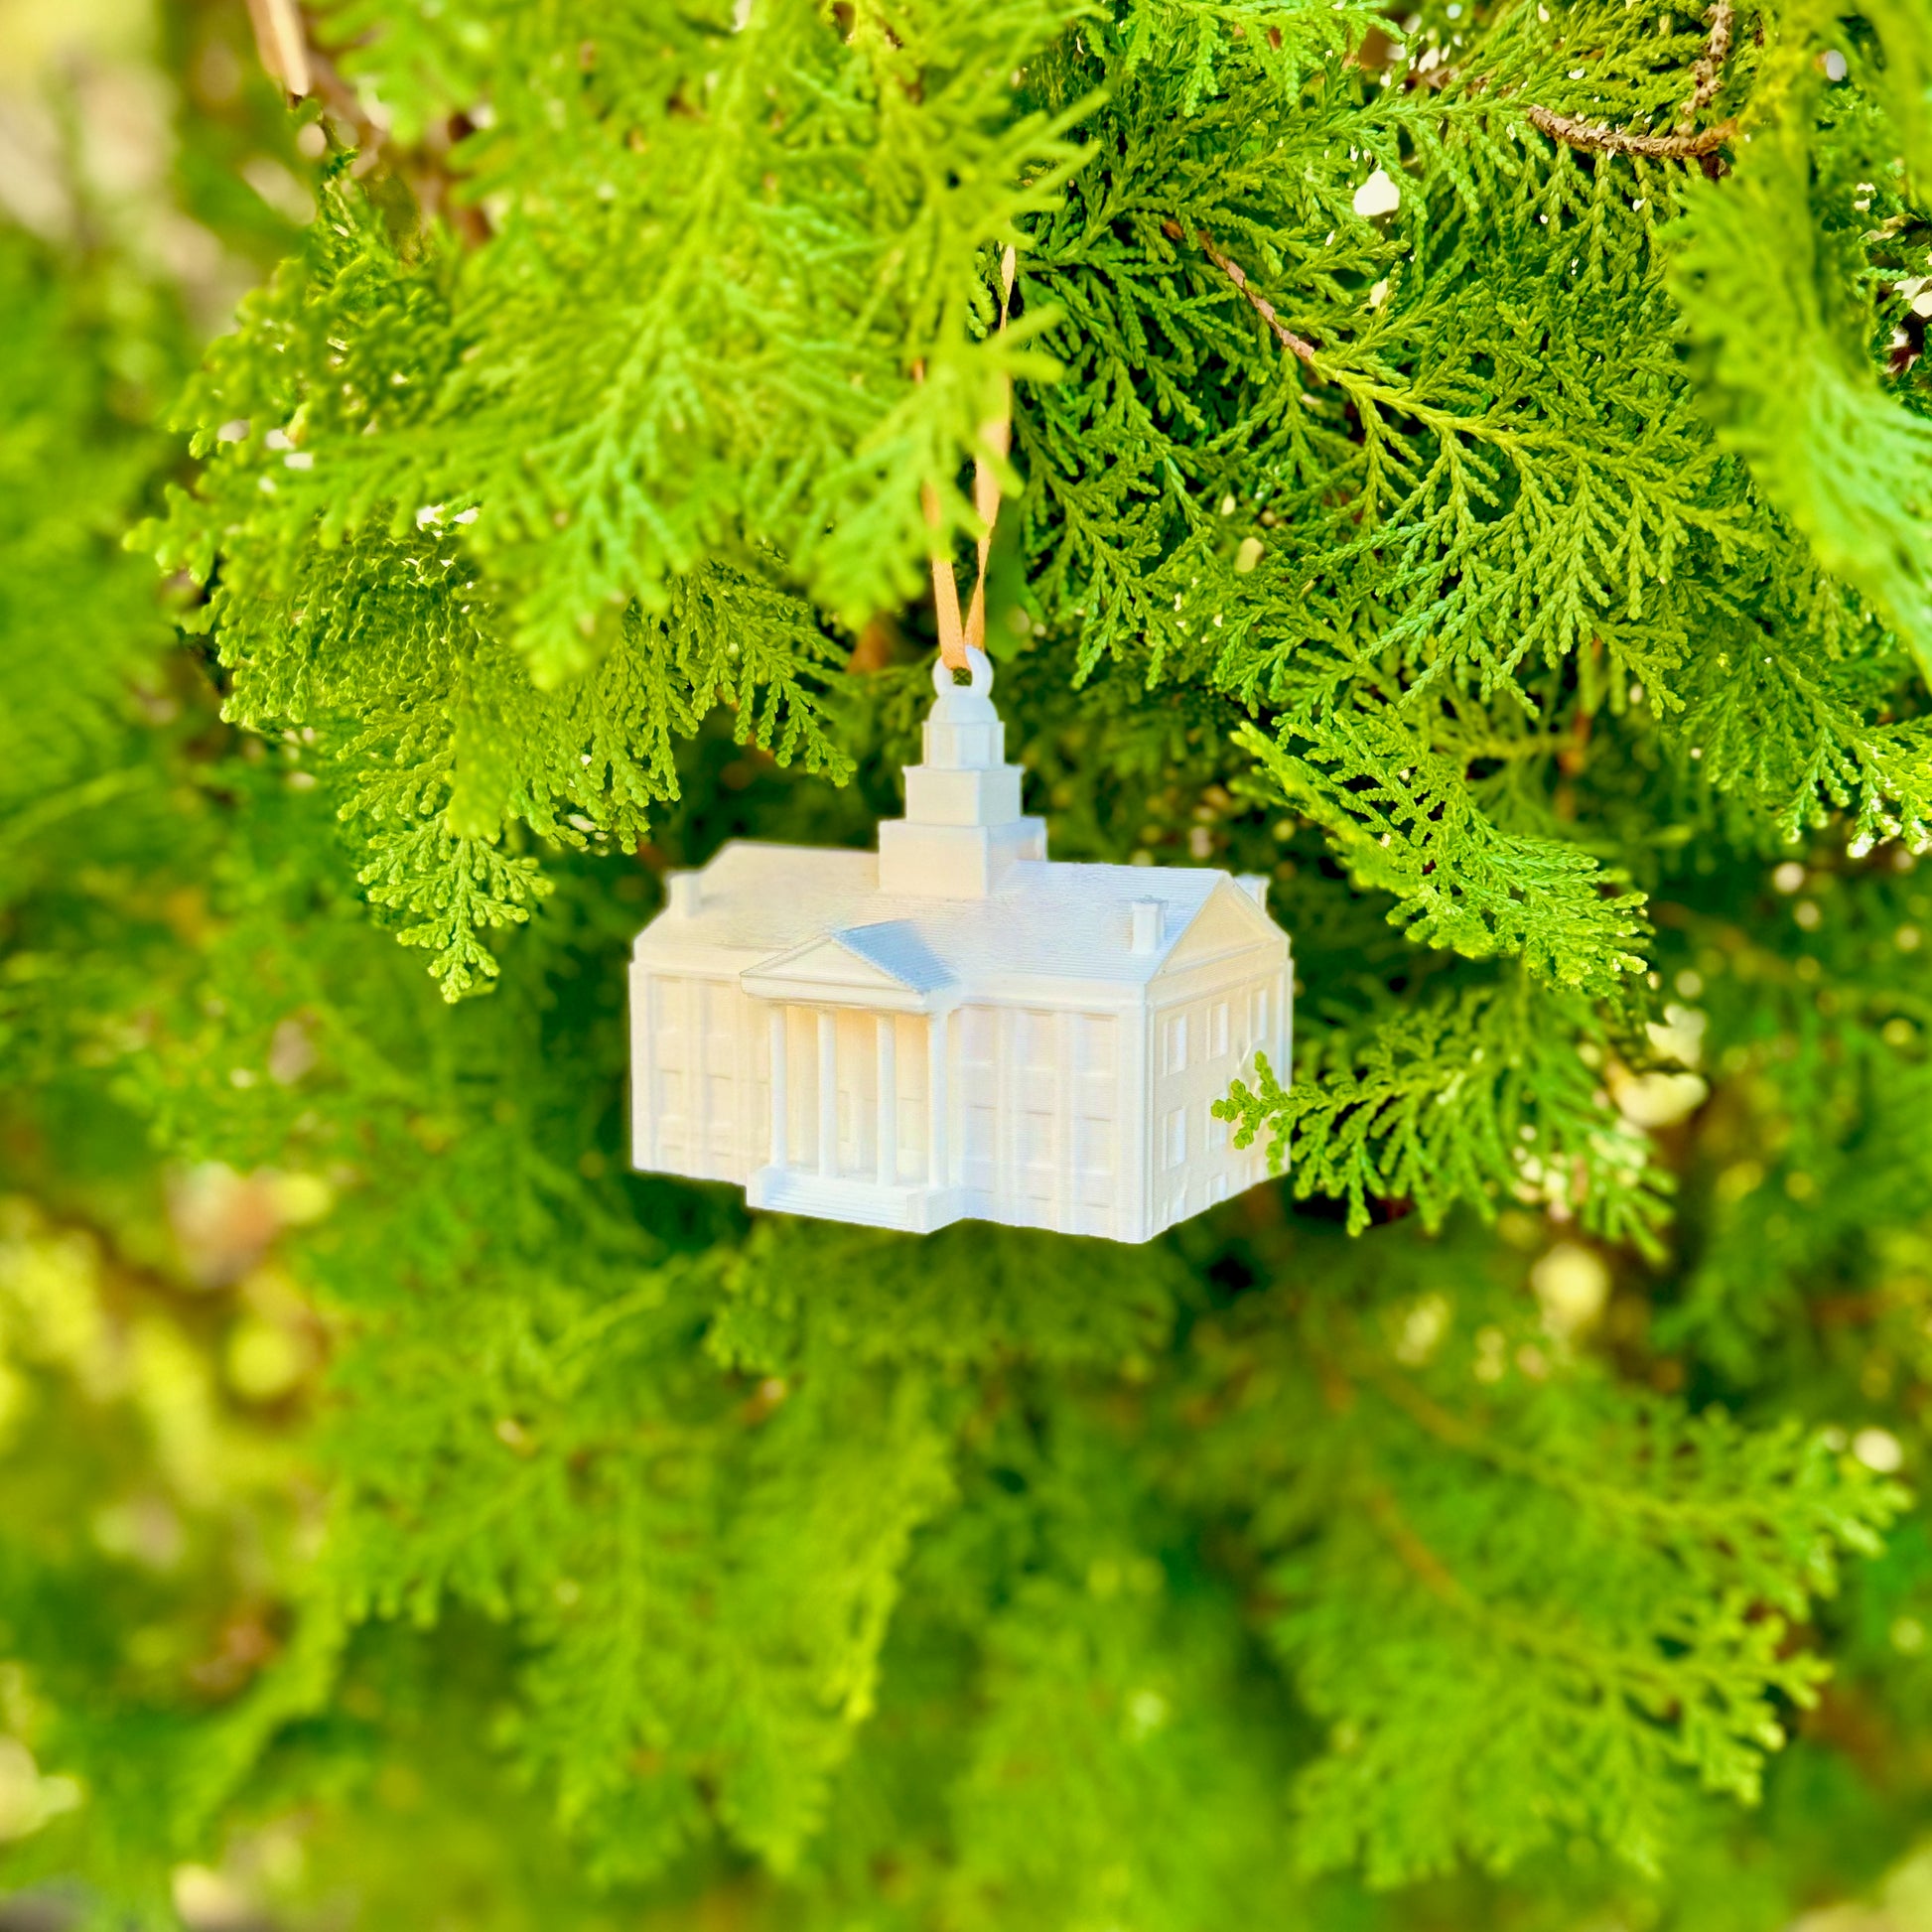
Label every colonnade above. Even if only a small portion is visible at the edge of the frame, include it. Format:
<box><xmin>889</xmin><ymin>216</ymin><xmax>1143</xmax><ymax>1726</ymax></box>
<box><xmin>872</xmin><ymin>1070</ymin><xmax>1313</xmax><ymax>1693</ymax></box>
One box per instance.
<box><xmin>765</xmin><ymin>1006</ymin><xmax>950</xmax><ymax>1189</ymax></box>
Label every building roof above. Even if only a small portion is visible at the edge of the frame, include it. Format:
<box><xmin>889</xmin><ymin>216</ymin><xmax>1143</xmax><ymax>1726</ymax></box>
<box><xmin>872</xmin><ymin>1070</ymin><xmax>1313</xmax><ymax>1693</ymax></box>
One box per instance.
<box><xmin>633</xmin><ymin>650</ymin><xmax>1286</xmax><ymax>1008</ymax></box>
<box><xmin>634</xmin><ymin>842</ymin><xmax>1278</xmax><ymax>1000</ymax></box>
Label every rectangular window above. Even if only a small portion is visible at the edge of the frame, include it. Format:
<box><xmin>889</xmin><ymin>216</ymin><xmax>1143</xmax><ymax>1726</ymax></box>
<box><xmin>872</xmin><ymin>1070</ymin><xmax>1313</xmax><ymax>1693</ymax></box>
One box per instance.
<box><xmin>1165</xmin><ymin>1107</ymin><xmax>1186</xmax><ymax>1169</ymax></box>
<box><xmin>708</xmin><ymin>1073</ymin><xmax>736</xmax><ymax>1142</ymax></box>
<box><xmin>1164</xmin><ymin>1013</ymin><xmax>1187</xmax><ymax>1074</ymax></box>
<box><xmin>1019</xmin><ymin>1109</ymin><xmax>1055</xmax><ymax>1202</ymax></box>
<box><xmin>1211</xmin><ymin>1002</ymin><xmax>1230</xmax><ymax>1057</ymax></box>
<box><xmin>1019</xmin><ymin>1007</ymin><xmax>1057</xmax><ymax>1073</ymax></box>
<box><xmin>1249</xmin><ymin>987</ymin><xmax>1269</xmax><ymax>1046</ymax></box>
<box><xmin>1207</xmin><ymin>1102</ymin><xmax>1228</xmax><ymax>1153</ymax></box>
<box><xmin>1074</xmin><ymin>1117</ymin><xmax>1115</xmax><ymax>1206</ymax></box>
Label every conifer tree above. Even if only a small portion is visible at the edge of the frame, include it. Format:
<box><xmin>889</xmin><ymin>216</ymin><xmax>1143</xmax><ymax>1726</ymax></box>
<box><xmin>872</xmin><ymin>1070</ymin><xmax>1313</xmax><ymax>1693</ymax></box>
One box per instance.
<box><xmin>5</xmin><ymin>0</ymin><xmax>1932</xmax><ymax>1926</ymax></box>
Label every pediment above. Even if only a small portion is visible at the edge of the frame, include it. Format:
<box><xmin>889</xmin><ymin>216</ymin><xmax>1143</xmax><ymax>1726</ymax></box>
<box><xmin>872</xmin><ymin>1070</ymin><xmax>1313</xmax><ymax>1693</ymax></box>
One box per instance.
<box><xmin>1160</xmin><ymin>880</ymin><xmax>1282</xmax><ymax>970</ymax></box>
<box><xmin>742</xmin><ymin>920</ymin><xmax>951</xmax><ymax>1009</ymax></box>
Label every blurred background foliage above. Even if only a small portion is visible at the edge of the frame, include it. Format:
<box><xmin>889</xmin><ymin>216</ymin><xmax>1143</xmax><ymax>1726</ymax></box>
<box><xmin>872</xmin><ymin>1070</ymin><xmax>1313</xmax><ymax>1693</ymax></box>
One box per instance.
<box><xmin>3</xmin><ymin>2</ymin><xmax>1932</xmax><ymax>1930</ymax></box>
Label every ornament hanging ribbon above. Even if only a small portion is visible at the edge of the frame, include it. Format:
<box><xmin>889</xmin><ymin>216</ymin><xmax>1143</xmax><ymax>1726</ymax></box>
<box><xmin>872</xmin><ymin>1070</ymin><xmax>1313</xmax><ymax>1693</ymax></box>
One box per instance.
<box><xmin>920</xmin><ymin>246</ymin><xmax>1018</xmax><ymax>671</ymax></box>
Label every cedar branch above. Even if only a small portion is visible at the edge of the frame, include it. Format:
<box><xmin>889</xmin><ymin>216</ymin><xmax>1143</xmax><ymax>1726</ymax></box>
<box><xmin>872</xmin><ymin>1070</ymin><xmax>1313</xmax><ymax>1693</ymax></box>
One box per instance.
<box><xmin>1164</xmin><ymin>219</ymin><xmax>1323</xmax><ymax>374</ymax></box>
<box><xmin>1678</xmin><ymin>0</ymin><xmax>1735</xmax><ymax>129</ymax></box>
<box><xmin>1362</xmin><ymin>1484</ymin><xmax>1473</xmax><ymax>1608</ymax></box>
<box><xmin>1525</xmin><ymin>0</ymin><xmax>1735</xmax><ymax>159</ymax></box>
<box><xmin>1524</xmin><ymin>103</ymin><xmax>1734</xmax><ymax>159</ymax></box>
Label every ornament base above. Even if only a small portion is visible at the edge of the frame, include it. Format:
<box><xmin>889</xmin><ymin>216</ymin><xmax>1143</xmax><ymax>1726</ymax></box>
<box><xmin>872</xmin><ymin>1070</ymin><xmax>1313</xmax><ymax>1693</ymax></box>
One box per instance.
<box><xmin>748</xmin><ymin>1165</ymin><xmax>968</xmax><ymax>1234</ymax></box>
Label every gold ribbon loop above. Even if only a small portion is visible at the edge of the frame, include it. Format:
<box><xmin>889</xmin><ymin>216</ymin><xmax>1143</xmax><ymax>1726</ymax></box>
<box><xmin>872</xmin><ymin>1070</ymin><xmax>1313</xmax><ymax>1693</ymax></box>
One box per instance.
<box><xmin>924</xmin><ymin>245</ymin><xmax>1018</xmax><ymax>671</ymax></box>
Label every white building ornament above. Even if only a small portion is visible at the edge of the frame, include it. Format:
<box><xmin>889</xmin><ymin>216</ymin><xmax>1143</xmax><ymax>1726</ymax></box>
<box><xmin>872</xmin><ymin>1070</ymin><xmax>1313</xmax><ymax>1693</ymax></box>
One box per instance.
<box><xmin>630</xmin><ymin>649</ymin><xmax>1293</xmax><ymax>1241</ymax></box>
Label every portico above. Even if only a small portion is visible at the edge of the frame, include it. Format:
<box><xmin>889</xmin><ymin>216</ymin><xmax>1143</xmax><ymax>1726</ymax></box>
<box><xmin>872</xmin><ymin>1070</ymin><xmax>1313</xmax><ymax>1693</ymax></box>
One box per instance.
<box><xmin>743</xmin><ymin>960</ymin><xmax>961</xmax><ymax>1230</ymax></box>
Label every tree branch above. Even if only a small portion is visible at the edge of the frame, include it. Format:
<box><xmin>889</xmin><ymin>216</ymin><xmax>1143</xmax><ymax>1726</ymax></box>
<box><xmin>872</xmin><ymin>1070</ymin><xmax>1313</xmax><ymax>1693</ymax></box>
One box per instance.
<box><xmin>1362</xmin><ymin>1483</ymin><xmax>1474</xmax><ymax>1608</ymax></box>
<box><xmin>1677</xmin><ymin>0</ymin><xmax>1735</xmax><ymax>130</ymax></box>
<box><xmin>1164</xmin><ymin>219</ymin><xmax>1323</xmax><ymax>374</ymax></box>
<box><xmin>1523</xmin><ymin>0</ymin><xmax>1735</xmax><ymax>160</ymax></box>
<box><xmin>1524</xmin><ymin>102</ymin><xmax>1734</xmax><ymax>159</ymax></box>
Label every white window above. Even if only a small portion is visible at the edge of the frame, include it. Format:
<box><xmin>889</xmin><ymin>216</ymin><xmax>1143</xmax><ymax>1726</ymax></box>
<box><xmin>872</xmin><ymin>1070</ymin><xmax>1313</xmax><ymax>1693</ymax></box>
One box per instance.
<box><xmin>1207</xmin><ymin>1103</ymin><xmax>1228</xmax><ymax>1152</ymax></box>
<box><xmin>1164</xmin><ymin>1013</ymin><xmax>1187</xmax><ymax>1073</ymax></box>
<box><xmin>1164</xmin><ymin>1106</ymin><xmax>1186</xmax><ymax>1169</ymax></box>
<box><xmin>1211</xmin><ymin>1001</ymin><xmax>1229</xmax><ymax>1057</ymax></box>
<box><xmin>1249</xmin><ymin>987</ymin><xmax>1269</xmax><ymax>1045</ymax></box>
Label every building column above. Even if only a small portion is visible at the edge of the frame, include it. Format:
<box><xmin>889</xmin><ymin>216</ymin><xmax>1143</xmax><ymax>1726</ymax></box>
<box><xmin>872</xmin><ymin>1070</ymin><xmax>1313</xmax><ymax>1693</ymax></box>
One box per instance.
<box><xmin>926</xmin><ymin>1008</ymin><xmax>949</xmax><ymax>1189</ymax></box>
<box><xmin>1118</xmin><ymin>1004</ymin><xmax>1150</xmax><ymax>1242</ymax></box>
<box><xmin>876</xmin><ymin>1015</ymin><xmax>897</xmax><ymax>1187</ymax></box>
<box><xmin>634</xmin><ymin>971</ymin><xmax>658</xmax><ymax>1171</ymax></box>
<box><xmin>993</xmin><ymin>1005</ymin><xmax>1013</xmax><ymax>1208</ymax></box>
<box><xmin>693</xmin><ymin>982</ymin><xmax>711</xmax><ymax>1176</ymax></box>
<box><xmin>817</xmin><ymin>1009</ymin><xmax>838</xmax><ymax>1178</ymax></box>
<box><xmin>1055</xmin><ymin>1009</ymin><xmax>1076</xmax><ymax>1232</ymax></box>
<box><xmin>767</xmin><ymin>1006</ymin><xmax>788</xmax><ymax>1170</ymax></box>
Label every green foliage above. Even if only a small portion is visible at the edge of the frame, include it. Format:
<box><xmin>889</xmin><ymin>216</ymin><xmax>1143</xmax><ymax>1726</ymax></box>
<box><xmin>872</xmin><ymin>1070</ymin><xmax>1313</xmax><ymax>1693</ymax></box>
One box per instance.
<box><xmin>1169</xmin><ymin>1293</ymin><xmax>1902</xmax><ymax>1882</ymax></box>
<box><xmin>1671</xmin><ymin>114</ymin><xmax>1932</xmax><ymax>683</ymax></box>
<box><xmin>142</xmin><ymin>170</ymin><xmax>864</xmax><ymax>994</ymax></box>
<box><xmin>1219</xmin><ymin>972</ymin><xmax>1669</xmax><ymax>1243</ymax></box>
<box><xmin>0</xmin><ymin>244</ymin><xmax>174</xmax><ymax>834</ymax></box>
<box><xmin>1235</xmin><ymin>713</ymin><xmax>1650</xmax><ymax>994</ymax></box>
<box><xmin>8</xmin><ymin>0</ymin><xmax>1932</xmax><ymax>1928</ymax></box>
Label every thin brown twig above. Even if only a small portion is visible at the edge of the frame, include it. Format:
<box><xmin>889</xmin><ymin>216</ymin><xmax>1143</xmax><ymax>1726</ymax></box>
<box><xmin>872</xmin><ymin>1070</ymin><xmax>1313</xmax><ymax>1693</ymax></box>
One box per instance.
<box><xmin>1163</xmin><ymin>219</ymin><xmax>1323</xmax><ymax>374</ymax></box>
<box><xmin>1525</xmin><ymin>0</ymin><xmax>1735</xmax><ymax>160</ymax></box>
<box><xmin>1362</xmin><ymin>1483</ymin><xmax>1473</xmax><ymax>1608</ymax></box>
<box><xmin>1523</xmin><ymin>102</ymin><xmax>1734</xmax><ymax>159</ymax></box>
<box><xmin>1677</xmin><ymin>0</ymin><xmax>1735</xmax><ymax>131</ymax></box>
<box><xmin>245</xmin><ymin>0</ymin><xmax>312</xmax><ymax>97</ymax></box>
<box><xmin>244</xmin><ymin>0</ymin><xmax>385</xmax><ymax>149</ymax></box>
<box><xmin>242</xmin><ymin>0</ymin><xmax>497</xmax><ymax>246</ymax></box>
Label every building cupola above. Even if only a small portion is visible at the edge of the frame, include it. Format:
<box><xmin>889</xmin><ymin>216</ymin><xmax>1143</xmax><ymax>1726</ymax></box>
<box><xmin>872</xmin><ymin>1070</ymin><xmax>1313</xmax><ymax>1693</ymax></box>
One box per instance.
<box><xmin>876</xmin><ymin>649</ymin><xmax>1047</xmax><ymax>897</ymax></box>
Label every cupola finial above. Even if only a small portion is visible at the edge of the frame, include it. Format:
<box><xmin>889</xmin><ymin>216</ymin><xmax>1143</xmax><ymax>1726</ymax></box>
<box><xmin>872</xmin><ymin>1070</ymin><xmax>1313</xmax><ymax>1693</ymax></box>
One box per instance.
<box><xmin>921</xmin><ymin>647</ymin><xmax>1003</xmax><ymax>771</ymax></box>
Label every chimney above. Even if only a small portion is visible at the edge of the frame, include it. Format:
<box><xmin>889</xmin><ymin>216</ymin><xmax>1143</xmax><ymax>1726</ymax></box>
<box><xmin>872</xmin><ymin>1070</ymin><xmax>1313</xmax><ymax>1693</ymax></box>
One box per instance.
<box><xmin>1130</xmin><ymin>898</ymin><xmax>1163</xmax><ymax>955</ymax></box>
<box><xmin>667</xmin><ymin>872</ymin><xmax>702</xmax><ymax>917</ymax></box>
<box><xmin>1236</xmin><ymin>873</ymin><xmax>1269</xmax><ymax>909</ymax></box>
